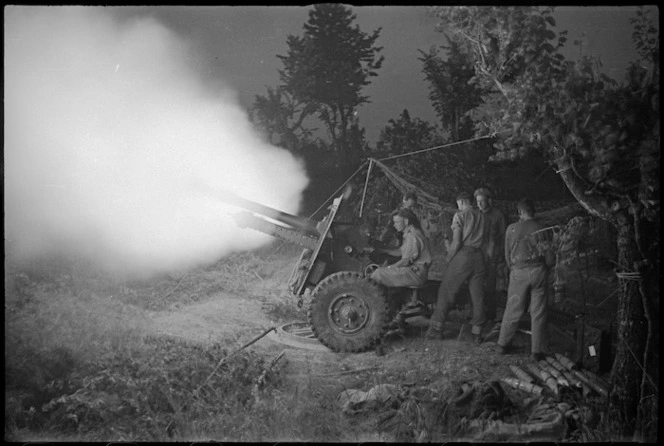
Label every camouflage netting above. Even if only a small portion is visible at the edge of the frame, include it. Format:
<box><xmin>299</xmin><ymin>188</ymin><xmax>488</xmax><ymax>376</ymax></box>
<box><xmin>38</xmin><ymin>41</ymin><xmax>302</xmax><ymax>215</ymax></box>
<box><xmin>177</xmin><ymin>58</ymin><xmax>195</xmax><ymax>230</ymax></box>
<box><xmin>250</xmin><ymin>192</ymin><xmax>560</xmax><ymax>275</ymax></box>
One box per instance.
<box><xmin>354</xmin><ymin>160</ymin><xmax>617</xmax><ymax>287</ymax></box>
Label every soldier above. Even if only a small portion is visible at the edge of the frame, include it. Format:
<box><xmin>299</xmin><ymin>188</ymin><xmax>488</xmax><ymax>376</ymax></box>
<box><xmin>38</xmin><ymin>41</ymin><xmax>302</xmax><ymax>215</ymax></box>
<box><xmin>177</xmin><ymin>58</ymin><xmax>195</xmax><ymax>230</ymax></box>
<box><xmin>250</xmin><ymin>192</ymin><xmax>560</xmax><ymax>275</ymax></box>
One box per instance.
<box><xmin>368</xmin><ymin>208</ymin><xmax>432</xmax><ymax>322</ymax></box>
<box><xmin>379</xmin><ymin>192</ymin><xmax>420</xmax><ymax>245</ymax></box>
<box><xmin>426</xmin><ymin>192</ymin><xmax>492</xmax><ymax>344</ymax></box>
<box><xmin>401</xmin><ymin>192</ymin><xmax>420</xmax><ymax>217</ymax></box>
<box><xmin>374</xmin><ymin>192</ymin><xmax>421</xmax><ymax>264</ymax></box>
<box><xmin>496</xmin><ymin>199</ymin><xmax>554</xmax><ymax>362</ymax></box>
<box><xmin>474</xmin><ymin>188</ymin><xmax>506</xmax><ymax>323</ymax></box>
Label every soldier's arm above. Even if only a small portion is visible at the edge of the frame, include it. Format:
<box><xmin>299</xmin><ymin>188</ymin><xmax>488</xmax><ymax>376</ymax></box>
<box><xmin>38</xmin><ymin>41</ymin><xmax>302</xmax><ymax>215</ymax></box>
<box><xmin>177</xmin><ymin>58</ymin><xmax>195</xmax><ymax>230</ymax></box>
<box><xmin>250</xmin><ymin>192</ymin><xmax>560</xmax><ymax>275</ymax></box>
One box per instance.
<box><xmin>504</xmin><ymin>227</ymin><xmax>512</xmax><ymax>267</ymax></box>
<box><xmin>377</xmin><ymin>245</ymin><xmax>401</xmax><ymax>258</ymax></box>
<box><xmin>393</xmin><ymin>233</ymin><xmax>419</xmax><ymax>267</ymax></box>
<box><xmin>485</xmin><ymin>230</ymin><xmax>496</xmax><ymax>263</ymax></box>
<box><xmin>446</xmin><ymin>224</ymin><xmax>462</xmax><ymax>263</ymax></box>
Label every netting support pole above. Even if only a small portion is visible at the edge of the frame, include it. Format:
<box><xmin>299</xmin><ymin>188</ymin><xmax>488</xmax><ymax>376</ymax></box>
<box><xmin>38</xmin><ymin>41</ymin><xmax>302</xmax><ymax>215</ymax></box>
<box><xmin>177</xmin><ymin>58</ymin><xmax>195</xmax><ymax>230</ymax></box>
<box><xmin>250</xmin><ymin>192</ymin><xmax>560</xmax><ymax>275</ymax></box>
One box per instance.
<box><xmin>359</xmin><ymin>158</ymin><xmax>375</xmax><ymax>218</ymax></box>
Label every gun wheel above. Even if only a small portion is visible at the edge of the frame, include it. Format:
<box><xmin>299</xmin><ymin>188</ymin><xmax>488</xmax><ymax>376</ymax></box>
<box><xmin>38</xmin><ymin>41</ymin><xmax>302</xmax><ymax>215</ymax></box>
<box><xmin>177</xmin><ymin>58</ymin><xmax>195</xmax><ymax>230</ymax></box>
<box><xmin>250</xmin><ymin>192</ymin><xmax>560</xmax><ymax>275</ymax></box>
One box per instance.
<box><xmin>308</xmin><ymin>271</ymin><xmax>389</xmax><ymax>353</ymax></box>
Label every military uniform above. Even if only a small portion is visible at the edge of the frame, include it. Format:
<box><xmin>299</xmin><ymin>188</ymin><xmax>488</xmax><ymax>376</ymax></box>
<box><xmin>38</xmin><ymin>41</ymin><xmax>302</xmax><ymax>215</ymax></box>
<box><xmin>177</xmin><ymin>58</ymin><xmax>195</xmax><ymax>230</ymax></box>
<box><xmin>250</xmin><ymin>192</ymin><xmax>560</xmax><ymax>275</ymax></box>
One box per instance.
<box><xmin>378</xmin><ymin>202</ymin><xmax>424</xmax><ymax>248</ymax></box>
<box><xmin>371</xmin><ymin>224</ymin><xmax>431</xmax><ymax>316</ymax></box>
<box><xmin>483</xmin><ymin>206</ymin><xmax>506</xmax><ymax>321</ymax></box>
<box><xmin>370</xmin><ymin>225</ymin><xmax>431</xmax><ymax>287</ymax></box>
<box><xmin>429</xmin><ymin>206</ymin><xmax>489</xmax><ymax>337</ymax></box>
<box><xmin>497</xmin><ymin>218</ymin><xmax>549</xmax><ymax>355</ymax></box>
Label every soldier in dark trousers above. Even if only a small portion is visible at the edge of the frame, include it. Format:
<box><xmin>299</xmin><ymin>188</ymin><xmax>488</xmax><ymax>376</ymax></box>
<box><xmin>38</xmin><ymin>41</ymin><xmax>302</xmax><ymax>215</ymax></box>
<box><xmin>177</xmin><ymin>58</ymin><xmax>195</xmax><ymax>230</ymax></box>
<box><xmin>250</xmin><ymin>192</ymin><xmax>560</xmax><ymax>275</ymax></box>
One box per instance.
<box><xmin>496</xmin><ymin>199</ymin><xmax>554</xmax><ymax>362</ymax></box>
<box><xmin>474</xmin><ymin>188</ymin><xmax>506</xmax><ymax>323</ymax></box>
<box><xmin>425</xmin><ymin>192</ymin><xmax>493</xmax><ymax>344</ymax></box>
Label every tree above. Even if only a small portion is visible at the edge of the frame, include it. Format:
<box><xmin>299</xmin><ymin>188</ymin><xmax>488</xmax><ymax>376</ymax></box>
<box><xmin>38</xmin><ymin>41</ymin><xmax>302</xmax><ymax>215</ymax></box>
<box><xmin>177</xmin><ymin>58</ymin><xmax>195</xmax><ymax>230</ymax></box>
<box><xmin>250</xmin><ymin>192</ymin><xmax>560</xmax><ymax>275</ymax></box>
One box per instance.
<box><xmin>419</xmin><ymin>38</ymin><xmax>483</xmax><ymax>141</ymax></box>
<box><xmin>277</xmin><ymin>4</ymin><xmax>384</xmax><ymax>167</ymax></box>
<box><xmin>249</xmin><ymin>86</ymin><xmax>316</xmax><ymax>155</ymax></box>
<box><xmin>432</xmin><ymin>6</ymin><xmax>659</xmax><ymax>440</ymax></box>
<box><xmin>375</xmin><ymin>110</ymin><xmax>440</xmax><ymax>156</ymax></box>
<box><xmin>375</xmin><ymin>110</ymin><xmax>444</xmax><ymax>191</ymax></box>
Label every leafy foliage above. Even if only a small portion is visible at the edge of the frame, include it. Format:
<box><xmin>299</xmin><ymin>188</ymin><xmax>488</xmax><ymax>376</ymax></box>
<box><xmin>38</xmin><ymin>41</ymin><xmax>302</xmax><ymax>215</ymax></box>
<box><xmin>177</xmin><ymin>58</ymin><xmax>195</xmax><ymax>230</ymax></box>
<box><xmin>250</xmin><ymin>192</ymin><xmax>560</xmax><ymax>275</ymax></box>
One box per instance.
<box><xmin>7</xmin><ymin>336</ymin><xmax>271</xmax><ymax>441</ymax></box>
<box><xmin>249</xmin><ymin>86</ymin><xmax>317</xmax><ymax>155</ymax></box>
<box><xmin>369</xmin><ymin>109</ymin><xmax>567</xmax><ymax>203</ymax></box>
<box><xmin>276</xmin><ymin>4</ymin><xmax>384</xmax><ymax>159</ymax></box>
<box><xmin>630</xmin><ymin>7</ymin><xmax>660</xmax><ymax>62</ymax></box>
<box><xmin>419</xmin><ymin>38</ymin><xmax>483</xmax><ymax>140</ymax></box>
<box><xmin>432</xmin><ymin>6</ymin><xmax>659</xmax><ymax>222</ymax></box>
<box><xmin>433</xmin><ymin>7</ymin><xmax>564</xmax><ymax>91</ymax></box>
<box><xmin>374</xmin><ymin>109</ymin><xmax>441</xmax><ymax>157</ymax></box>
<box><xmin>430</xmin><ymin>5</ymin><xmax>659</xmax><ymax>440</ymax></box>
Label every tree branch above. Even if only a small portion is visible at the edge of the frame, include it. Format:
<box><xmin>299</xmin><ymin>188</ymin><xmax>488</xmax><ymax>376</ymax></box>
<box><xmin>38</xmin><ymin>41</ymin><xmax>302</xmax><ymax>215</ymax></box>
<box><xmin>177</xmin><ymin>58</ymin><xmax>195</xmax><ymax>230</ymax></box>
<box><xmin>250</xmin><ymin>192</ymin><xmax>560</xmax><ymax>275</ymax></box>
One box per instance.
<box><xmin>554</xmin><ymin>151</ymin><xmax>616</xmax><ymax>224</ymax></box>
<box><xmin>585</xmin><ymin>165</ymin><xmax>640</xmax><ymax>197</ymax></box>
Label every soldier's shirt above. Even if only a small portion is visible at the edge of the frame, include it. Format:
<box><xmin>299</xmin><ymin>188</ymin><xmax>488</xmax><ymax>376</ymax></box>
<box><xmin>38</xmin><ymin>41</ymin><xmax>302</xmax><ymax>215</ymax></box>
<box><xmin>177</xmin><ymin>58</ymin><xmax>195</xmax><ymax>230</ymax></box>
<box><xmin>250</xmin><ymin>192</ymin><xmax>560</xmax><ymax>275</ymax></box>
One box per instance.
<box><xmin>401</xmin><ymin>225</ymin><xmax>432</xmax><ymax>266</ymax></box>
<box><xmin>505</xmin><ymin>219</ymin><xmax>545</xmax><ymax>268</ymax></box>
<box><xmin>451</xmin><ymin>206</ymin><xmax>487</xmax><ymax>250</ymax></box>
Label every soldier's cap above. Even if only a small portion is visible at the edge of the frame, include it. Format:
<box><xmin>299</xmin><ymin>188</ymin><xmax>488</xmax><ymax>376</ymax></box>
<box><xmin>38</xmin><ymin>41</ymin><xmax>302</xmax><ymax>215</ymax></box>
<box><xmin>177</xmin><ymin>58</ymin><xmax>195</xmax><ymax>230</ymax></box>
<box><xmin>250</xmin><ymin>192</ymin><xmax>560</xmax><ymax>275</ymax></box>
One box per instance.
<box><xmin>456</xmin><ymin>191</ymin><xmax>473</xmax><ymax>202</ymax></box>
<box><xmin>474</xmin><ymin>188</ymin><xmax>491</xmax><ymax>199</ymax></box>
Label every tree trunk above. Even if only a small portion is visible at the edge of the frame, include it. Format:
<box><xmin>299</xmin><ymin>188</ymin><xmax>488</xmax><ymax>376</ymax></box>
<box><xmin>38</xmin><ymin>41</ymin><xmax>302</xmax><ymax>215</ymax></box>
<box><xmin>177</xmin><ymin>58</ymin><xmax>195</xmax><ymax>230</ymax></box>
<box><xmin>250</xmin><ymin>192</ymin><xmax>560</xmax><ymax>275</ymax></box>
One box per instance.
<box><xmin>606</xmin><ymin>211</ymin><xmax>653</xmax><ymax>441</ymax></box>
<box><xmin>555</xmin><ymin>160</ymin><xmax>657</xmax><ymax>441</ymax></box>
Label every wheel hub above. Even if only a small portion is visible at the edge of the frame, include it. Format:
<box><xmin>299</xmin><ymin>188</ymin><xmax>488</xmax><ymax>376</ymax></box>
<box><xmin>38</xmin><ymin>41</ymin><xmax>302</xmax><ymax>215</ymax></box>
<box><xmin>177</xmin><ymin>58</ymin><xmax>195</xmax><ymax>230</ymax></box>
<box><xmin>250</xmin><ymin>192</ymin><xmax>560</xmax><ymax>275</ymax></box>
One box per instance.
<box><xmin>328</xmin><ymin>293</ymin><xmax>370</xmax><ymax>334</ymax></box>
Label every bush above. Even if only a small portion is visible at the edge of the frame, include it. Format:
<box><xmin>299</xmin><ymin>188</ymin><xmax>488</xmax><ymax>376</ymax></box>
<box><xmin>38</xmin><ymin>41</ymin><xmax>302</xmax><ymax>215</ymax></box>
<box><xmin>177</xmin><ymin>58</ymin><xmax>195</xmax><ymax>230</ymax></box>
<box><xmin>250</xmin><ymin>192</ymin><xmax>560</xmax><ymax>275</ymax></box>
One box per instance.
<box><xmin>6</xmin><ymin>335</ymin><xmax>277</xmax><ymax>441</ymax></box>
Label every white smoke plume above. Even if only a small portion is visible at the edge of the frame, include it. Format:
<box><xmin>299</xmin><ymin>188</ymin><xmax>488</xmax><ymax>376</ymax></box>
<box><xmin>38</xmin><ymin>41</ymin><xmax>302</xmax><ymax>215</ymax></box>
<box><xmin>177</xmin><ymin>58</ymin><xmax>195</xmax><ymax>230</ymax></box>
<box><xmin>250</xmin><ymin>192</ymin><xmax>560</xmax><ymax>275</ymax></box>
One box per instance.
<box><xmin>4</xmin><ymin>6</ymin><xmax>309</xmax><ymax>276</ymax></box>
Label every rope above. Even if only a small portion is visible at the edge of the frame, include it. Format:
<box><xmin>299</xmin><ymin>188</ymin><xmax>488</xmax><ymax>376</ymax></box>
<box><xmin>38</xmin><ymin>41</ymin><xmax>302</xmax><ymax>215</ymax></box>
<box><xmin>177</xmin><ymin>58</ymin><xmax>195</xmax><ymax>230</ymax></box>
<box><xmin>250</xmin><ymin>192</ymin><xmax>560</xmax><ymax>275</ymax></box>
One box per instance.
<box><xmin>266</xmin><ymin>161</ymin><xmax>369</xmax><ymax>260</ymax></box>
<box><xmin>615</xmin><ymin>271</ymin><xmax>643</xmax><ymax>281</ymax></box>
<box><xmin>377</xmin><ymin>134</ymin><xmax>495</xmax><ymax>162</ymax></box>
<box><xmin>307</xmin><ymin>161</ymin><xmax>369</xmax><ymax>219</ymax></box>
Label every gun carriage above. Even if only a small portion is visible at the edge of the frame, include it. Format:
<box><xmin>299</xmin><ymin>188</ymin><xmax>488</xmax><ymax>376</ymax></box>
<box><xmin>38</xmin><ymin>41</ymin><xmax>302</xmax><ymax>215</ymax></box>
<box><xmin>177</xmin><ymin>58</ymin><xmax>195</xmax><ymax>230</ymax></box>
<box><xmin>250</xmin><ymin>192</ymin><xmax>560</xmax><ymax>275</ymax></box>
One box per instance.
<box><xmin>223</xmin><ymin>190</ymin><xmax>436</xmax><ymax>352</ymax></box>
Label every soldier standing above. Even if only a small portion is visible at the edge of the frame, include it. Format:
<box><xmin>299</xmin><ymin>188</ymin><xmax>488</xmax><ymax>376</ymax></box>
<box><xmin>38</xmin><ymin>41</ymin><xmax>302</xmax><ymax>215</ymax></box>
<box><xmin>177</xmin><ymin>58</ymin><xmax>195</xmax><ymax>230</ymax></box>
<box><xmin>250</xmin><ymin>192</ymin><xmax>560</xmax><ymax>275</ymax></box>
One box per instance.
<box><xmin>425</xmin><ymin>192</ymin><xmax>492</xmax><ymax>344</ymax></box>
<box><xmin>474</xmin><ymin>188</ymin><xmax>506</xmax><ymax>323</ymax></box>
<box><xmin>496</xmin><ymin>199</ymin><xmax>554</xmax><ymax>361</ymax></box>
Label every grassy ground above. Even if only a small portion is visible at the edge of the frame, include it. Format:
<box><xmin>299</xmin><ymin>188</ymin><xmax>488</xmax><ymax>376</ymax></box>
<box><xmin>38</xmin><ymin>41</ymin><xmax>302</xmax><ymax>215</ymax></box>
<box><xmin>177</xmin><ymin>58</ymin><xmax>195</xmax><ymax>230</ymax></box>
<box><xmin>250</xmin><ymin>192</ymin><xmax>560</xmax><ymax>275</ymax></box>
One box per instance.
<box><xmin>4</xmin><ymin>242</ymin><xmax>635</xmax><ymax>442</ymax></box>
<box><xmin>4</xmin><ymin>242</ymin><xmax>382</xmax><ymax>442</ymax></box>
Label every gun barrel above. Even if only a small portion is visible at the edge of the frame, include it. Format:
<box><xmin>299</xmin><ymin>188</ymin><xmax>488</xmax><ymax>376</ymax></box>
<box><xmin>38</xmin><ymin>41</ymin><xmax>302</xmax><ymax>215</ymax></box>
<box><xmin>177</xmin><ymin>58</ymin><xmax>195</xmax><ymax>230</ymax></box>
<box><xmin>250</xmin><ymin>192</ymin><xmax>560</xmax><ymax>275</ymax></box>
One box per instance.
<box><xmin>221</xmin><ymin>191</ymin><xmax>319</xmax><ymax>235</ymax></box>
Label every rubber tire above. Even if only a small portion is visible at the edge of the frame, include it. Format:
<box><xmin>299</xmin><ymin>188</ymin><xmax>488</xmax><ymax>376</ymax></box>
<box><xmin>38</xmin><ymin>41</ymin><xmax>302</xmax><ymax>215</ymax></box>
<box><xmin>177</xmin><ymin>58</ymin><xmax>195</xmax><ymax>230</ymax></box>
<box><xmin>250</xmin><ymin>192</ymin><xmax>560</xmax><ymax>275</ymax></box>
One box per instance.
<box><xmin>308</xmin><ymin>271</ymin><xmax>389</xmax><ymax>353</ymax></box>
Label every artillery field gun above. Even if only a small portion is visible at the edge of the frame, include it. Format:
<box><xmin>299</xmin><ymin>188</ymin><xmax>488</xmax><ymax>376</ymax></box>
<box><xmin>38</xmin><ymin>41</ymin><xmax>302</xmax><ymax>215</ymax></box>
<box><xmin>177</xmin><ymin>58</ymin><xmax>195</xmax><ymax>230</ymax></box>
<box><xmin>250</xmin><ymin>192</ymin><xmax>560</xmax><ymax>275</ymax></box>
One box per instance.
<box><xmin>222</xmin><ymin>189</ymin><xmax>399</xmax><ymax>353</ymax></box>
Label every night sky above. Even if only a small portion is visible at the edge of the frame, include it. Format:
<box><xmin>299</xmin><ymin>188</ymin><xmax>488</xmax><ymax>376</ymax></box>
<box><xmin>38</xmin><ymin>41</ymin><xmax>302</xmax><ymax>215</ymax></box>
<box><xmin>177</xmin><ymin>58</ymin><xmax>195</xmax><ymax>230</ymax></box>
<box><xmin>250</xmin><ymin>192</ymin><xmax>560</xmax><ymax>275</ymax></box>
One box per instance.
<box><xmin>108</xmin><ymin>5</ymin><xmax>651</xmax><ymax>144</ymax></box>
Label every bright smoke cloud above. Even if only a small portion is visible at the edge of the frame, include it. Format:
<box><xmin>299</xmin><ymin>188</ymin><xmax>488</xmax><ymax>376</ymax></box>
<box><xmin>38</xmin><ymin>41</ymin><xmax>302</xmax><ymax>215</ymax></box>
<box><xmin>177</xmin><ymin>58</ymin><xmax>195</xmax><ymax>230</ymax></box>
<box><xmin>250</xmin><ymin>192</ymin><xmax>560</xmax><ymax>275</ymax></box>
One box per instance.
<box><xmin>4</xmin><ymin>6</ymin><xmax>309</xmax><ymax>276</ymax></box>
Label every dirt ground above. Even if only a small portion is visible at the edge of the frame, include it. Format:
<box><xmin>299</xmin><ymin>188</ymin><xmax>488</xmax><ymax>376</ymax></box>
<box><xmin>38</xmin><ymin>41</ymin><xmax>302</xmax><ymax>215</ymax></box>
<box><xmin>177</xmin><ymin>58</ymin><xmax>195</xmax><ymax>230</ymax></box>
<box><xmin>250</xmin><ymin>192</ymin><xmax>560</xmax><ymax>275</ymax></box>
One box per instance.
<box><xmin>147</xmin><ymin>288</ymin><xmax>582</xmax><ymax>442</ymax></box>
<box><xmin>148</xmin><ymin>289</ymin><xmax>563</xmax><ymax>383</ymax></box>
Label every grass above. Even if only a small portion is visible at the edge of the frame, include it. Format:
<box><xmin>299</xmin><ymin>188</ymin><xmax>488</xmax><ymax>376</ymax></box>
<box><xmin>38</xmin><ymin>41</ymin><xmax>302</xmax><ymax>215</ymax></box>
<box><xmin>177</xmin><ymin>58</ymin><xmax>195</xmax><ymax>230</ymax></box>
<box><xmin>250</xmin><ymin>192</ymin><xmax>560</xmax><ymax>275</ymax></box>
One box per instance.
<box><xmin>6</xmin><ymin>333</ymin><xmax>271</xmax><ymax>441</ymax></box>
<box><xmin>5</xmin><ymin>241</ymin><xmax>650</xmax><ymax>442</ymax></box>
<box><xmin>3</xmin><ymin>242</ymin><xmax>356</xmax><ymax>442</ymax></box>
